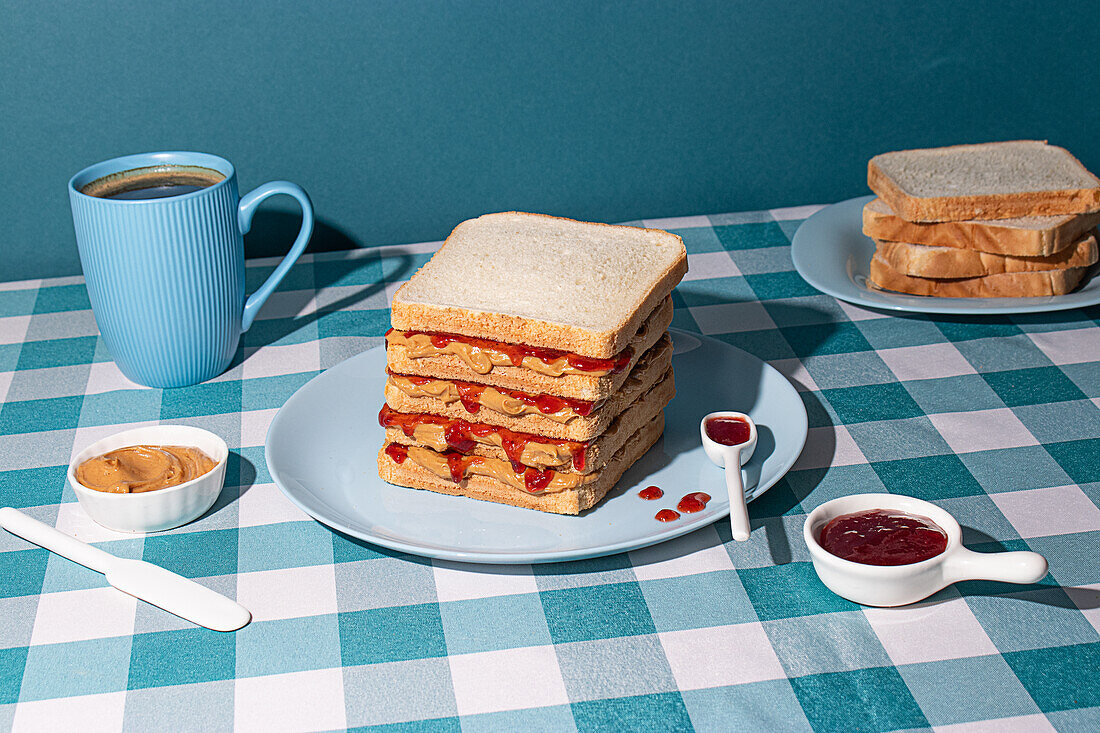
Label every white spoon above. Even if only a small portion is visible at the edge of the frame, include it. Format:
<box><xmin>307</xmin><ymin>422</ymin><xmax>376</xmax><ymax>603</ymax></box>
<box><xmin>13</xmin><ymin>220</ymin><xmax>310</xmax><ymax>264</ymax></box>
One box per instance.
<box><xmin>0</xmin><ymin>507</ymin><xmax>251</xmax><ymax>632</ymax></box>
<box><xmin>700</xmin><ymin>411</ymin><xmax>758</xmax><ymax>542</ymax></box>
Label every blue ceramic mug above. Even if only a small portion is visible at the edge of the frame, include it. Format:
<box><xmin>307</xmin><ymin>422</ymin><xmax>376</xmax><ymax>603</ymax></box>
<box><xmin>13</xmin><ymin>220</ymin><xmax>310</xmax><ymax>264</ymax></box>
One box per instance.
<box><xmin>69</xmin><ymin>151</ymin><xmax>313</xmax><ymax>388</ymax></box>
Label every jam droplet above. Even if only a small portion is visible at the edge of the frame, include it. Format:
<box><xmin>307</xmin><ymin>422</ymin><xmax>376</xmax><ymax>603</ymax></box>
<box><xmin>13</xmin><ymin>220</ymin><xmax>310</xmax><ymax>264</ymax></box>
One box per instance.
<box><xmin>655</xmin><ymin>509</ymin><xmax>680</xmax><ymax>522</ymax></box>
<box><xmin>819</xmin><ymin>509</ymin><xmax>948</xmax><ymax>566</ymax></box>
<box><xmin>384</xmin><ymin>443</ymin><xmax>408</xmax><ymax>464</ymax></box>
<box><xmin>638</xmin><ymin>486</ymin><xmax>664</xmax><ymax>500</ymax></box>
<box><xmin>676</xmin><ymin>492</ymin><xmax>711</xmax><ymax>513</ymax></box>
<box><xmin>524</xmin><ymin>468</ymin><xmax>554</xmax><ymax>494</ymax></box>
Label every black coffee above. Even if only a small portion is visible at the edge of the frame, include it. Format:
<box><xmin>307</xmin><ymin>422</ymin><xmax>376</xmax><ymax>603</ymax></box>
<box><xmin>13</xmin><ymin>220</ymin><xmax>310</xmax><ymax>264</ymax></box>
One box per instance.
<box><xmin>81</xmin><ymin>165</ymin><xmax>225</xmax><ymax>200</ymax></box>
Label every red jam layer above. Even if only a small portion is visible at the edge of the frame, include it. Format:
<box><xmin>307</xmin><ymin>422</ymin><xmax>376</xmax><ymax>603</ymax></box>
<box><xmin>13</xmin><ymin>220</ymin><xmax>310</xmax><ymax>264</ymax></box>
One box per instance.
<box><xmin>379</xmin><ymin>405</ymin><xmax>588</xmax><ymax>471</ymax></box>
<box><xmin>704</xmin><ymin>416</ymin><xmax>752</xmax><ymax>446</ymax></box>
<box><xmin>388</xmin><ymin>328</ymin><xmax>633</xmax><ymax>374</ymax></box>
<box><xmin>819</xmin><ymin>509</ymin><xmax>949</xmax><ymax>566</ymax></box>
<box><xmin>388</xmin><ymin>370</ymin><xmax>595</xmax><ymax>417</ymax></box>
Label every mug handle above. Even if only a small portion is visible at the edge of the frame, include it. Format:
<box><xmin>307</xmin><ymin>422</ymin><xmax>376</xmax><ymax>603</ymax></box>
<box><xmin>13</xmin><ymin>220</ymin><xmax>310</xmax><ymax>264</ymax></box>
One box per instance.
<box><xmin>237</xmin><ymin>181</ymin><xmax>314</xmax><ymax>332</ymax></box>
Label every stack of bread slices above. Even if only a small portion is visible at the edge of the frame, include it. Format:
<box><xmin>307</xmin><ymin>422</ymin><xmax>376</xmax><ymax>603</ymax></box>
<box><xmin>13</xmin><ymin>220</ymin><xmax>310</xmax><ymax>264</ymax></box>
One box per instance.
<box><xmin>864</xmin><ymin>141</ymin><xmax>1100</xmax><ymax>297</ymax></box>
<box><xmin>378</xmin><ymin>212</ymin><xmax>687</xmax><ymax>515</ymax></box>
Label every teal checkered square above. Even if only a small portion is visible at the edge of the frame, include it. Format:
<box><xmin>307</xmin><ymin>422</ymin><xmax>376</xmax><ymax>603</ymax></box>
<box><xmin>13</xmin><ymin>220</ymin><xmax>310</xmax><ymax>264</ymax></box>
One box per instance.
<box><xmin>0</xmin><ymin>646</ymin><xmax>27</xmax><ymax>704</ymax></box>
<box><xmin>983</xmin><ymin>366</ymin><xmax>1087</xmax><ymax>407</ymax></box>
<box><xmin>0</xmin><ymin>549</ymin><xmax>48</xmax><ymax>598</ymax></box>
<box><xmin>0</xmin><ymin>466</ymin><xmax>67</xmax><ymax>509</ymax></box>
<box><xmin>789</xmin><ymin>666</ymin><xmax>929</xmax><ymax>732</ymax></box>
<box><xmin>160</xmin><ymin>380</ymin><xmax>242</xmax><ymax>419</ymax></box>
<box><xmin>1004</xmin><ymin>643</ymin><xmax>1100</xmax><ymax>712</ymax></box>
<box><xmin>821</xmin><ymin>383</ymin><xmax>924</xmax><ymax>424</ymax></box>
<box><xmin>16</xmin><ymin>336</ymin><xmax>98</xmax><ymax>370</ymax></box>
<box><xmin>896</xmin><ymin>655</ymin><xmax>1040</xmax><ymax>725</ymax></box>
<box><xmin>681</xmin><ymin>681</ymin><xmax>812</xmax><ymax>732</ymax></box>
<box><xmin>745</xmin><ymin>271</ymin><xmax>819</xmax><ymax>300</ymax></box>
<box><xmin>22</xmin><ymin>635</ymin><xmax>132</xmax><ymax>700</ymax></box>
<box><xmin>714</xmin><ymin>221</ymin><xmax>789</xmax><ymax>250</ymax></box>
<box><xmin>0</xmin><ymin>288</ymin><xmax>36</xmax><ymax>317</ymax></box>
<box><xmin>871</xmin><ymin>454</ymin><xmax>984</xmax><ymax>499</ymax></box>
<box><xmin>541</xmin><ymin>582</ymin><xmax>656</xmax><ymax>643</ymax></box>
<box><xmin>738</xmin><ymin>563</ymin><xmax>859</xmax><ymax>621</ymax></box>
<box><xmin>1045</xmin><ymin>439</ymin><xmax>1100</xmax><ymax>485</ymax></box>
<box><xmin>32</xmin><ymin>284</ymin><xmax>90</xmax><ymax>314</ymax></box>
<box><xmin>439</xmin><ymin>594</ymin><xmax>551</xmax><ymax>654</ymax></box>
<box><xmin>338</xmin><ymin>603</ymin><xmax>447</xmax><ymax>666</ymax></box>
<box><xmin>639</xmin><ymin>571</ymin><xmax>758</xmax><ymax>632</ymax></box>
<box><xmin>781</xmin><ymin>322</ymin><xmax>873</xmax><ymax>358</ymax></box>
<box><xmin>235</xmin><ymin>615</ymin><xmax>342</xmax><ymax>677</ymax></box>
<box><xmin>0</xmin><ymin>396</ymin><xmax>83</xmax><ymax>435</ymax></box>
<box><xmin>128</xmin><ymin>628</ymin><xmax>235</xmax><ymax>689</ymax></box>
<box><xmin>143</xmin><ymin>528</ymin><xmax>238</xmax><ymax>578</ymax></box>
<box><xmin>571</xmin><ymin>691</ymin><xmax>692</xmax><ymax>732</ymax></box>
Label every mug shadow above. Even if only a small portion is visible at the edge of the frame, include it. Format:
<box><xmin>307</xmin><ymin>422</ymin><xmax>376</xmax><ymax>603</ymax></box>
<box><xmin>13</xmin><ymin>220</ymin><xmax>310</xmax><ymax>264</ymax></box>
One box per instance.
<box><xmin>236</xmin><ymin>211</ymin><xmax>415</xmax><ymax>353</ymax></box>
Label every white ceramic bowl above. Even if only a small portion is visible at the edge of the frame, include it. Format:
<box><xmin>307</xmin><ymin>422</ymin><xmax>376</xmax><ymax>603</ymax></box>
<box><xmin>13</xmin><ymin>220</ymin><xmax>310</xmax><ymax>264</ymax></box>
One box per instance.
<box><xmin>804</xmin><ymin>493</ymin><xmax>1047</xmax><ymax>607</ymax></box>
<box><xmin>68</xmin><ymin>425</ymin><xmax>228</xmax><ymax>533</ymax></box>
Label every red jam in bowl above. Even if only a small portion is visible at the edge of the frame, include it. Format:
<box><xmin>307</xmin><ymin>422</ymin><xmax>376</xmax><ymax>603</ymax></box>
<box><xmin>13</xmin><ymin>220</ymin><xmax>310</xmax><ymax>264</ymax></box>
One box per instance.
<box><xmin>704</xmin><ymin>416</ymin><xmax>752</xmax><ymax>446</ymax></box>
<box><xmin>818</xmin><ymin>509</ymin><xmax>948</xmax><ymax>566</ymax></box>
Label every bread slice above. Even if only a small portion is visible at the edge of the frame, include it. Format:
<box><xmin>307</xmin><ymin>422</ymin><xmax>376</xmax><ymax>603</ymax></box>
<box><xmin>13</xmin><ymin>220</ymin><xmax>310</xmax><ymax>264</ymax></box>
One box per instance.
<box><xmin>386</xmin><ymin>337</ymin><xmax>673</xmax><ymax>441</ymax></box>
<box><xmin>391</xmin><ymin>212</ymin><xmax>688</xmax><ymax>358</ymax></box>
<box><xmin>378</xmin><ymin>412</ymin><xmax>665</xmax><ymax>515</ymax></box>
<box><xmin>868</xmin><ymin>141</ymin><xmax>1100</xmax><ymax>223</ymax></box>
<box><xmin>868</xmin><ymin>254</ymin><xmax>1088</xmax><ymax>297</ymax></box>
<box><xmin>862</xmin><ymin>197</ymin><xmax>1100</xmax><ymax>256</ymax></box>
<box><xmin>387</xmin><ymin>297</ymin><xmax>672</xmax><ymax>401</ymax></box>
<box><xmin>385</xmin><ymin>370</ymin><xmax>675</xmax><ymax>474</ymax></box>
<box><xmin>874</xmin><ymin>231</ymin><xmax>1098</xmax><ymax>279</ymax></box>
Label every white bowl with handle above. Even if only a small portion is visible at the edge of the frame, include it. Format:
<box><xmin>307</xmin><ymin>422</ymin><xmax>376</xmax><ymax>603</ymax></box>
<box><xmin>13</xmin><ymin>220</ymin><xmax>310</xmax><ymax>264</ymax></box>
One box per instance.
<box><xmin>803</xmin><ymin>493</ymin><xmax>1048</xmax><ymax>607</ymax></box>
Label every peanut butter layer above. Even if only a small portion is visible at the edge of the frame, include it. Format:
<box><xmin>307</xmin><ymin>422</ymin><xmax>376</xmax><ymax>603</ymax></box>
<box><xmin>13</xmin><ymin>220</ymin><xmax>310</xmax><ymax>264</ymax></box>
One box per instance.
<box><xmin>385</xmin><ymin>371</ymin><xmax>676</xmax><ymax>473</ymax></box>
<box><xmin>378</xmin><ymin>411</ymin><xmax>666</xmax><ymax>515</ymax></box>
<box><xmin>387</xmin><ymin>375</ymin><xmax>588</xmax><ymax>423</ymax></box>
<box><xmin>403</xmin><ymin>446</ymin><xmax>592</xmax><ymax>494</ymax></box>
<box><xmin>385</xmin><ymin>335</ymin><xmax>674</xmax><ymax>441</ymax></box>
<box><xmin>385</xmin><ymin>297</ymin><xmax>673</xmax><ymax>401</ymax></box>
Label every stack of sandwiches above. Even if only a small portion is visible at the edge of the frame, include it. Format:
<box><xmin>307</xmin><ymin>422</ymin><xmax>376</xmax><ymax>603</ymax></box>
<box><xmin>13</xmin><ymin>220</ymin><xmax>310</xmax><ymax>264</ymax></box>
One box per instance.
<box><xmin>378</xmin><ymin>212</ymin><xmax>687</xmax><ymax>515</ymax></box>
<box><xmin>864</xmin><ymin>141</ymin><xmax>1100</xmax><ymax>297</ymax></box>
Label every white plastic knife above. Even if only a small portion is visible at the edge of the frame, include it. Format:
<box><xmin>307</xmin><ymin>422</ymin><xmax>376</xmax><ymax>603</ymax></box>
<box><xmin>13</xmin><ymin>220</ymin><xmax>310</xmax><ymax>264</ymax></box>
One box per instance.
<box><xmin>0</xmin><ymin>507</ymin><xmax>251</xmax><ymax>632</ymax></box>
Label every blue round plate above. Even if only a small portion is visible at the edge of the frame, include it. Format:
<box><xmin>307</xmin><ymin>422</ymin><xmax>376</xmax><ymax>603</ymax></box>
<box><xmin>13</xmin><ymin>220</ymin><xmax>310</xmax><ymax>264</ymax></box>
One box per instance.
<box><xmin>791</xmin><ymin>195</ymin><xmax>1100</xmax><ymax>315</ymax></box>
<box><xmin>265</xmin><ymin>329</ymin><xmax>807</xmax><ymax>563</ymax></box>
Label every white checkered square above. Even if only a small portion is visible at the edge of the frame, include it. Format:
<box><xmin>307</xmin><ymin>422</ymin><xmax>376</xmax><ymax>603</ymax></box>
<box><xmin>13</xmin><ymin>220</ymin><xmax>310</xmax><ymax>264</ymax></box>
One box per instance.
<box><xmin>30</xmin><ymin>587</ymin><xmax>136</xmax><ymax>645</ymax></box>
<box><xmin>0</xmin><ymin>370</ymin><xmax>12</xmax><ymax>404</ymax></box>
<box><xmin>12</xmin><ymin>691</ymin><xmax>126</xmax><ymax>732</ymax></box>
<box><xmin>432</xmin><ymin>561</ymin><xmax>538</xmax><ymax>602</ymax></box>
<box><xmin>241</xmin><ymin>408</ymin><xmax>278</xmax><ymax>449</ymax></box>
<box><xmin>837</xmin><ymin>299</ymin><xmax>891</xmax><ymax>322</ymax></box>
<box><xmin>660</xmin><ymin>622</ymin><xmax>785</xmax><ymax>689</ymax></box>
<box><xmin>1065</xmin><ymin>583</ymin><xmax>1100</xmax><ymax>636</ymax></box>
<box><xmin>642</xmin><ymin>214</ymin><xmax>712</xmax><ymax>229</ymax></box>
<box><xmin>990</xmin><ymin>485</ymin><xmax>1100</xmax><ymax>539</ymax></box>
<box><xmin>689</xmin><ymin>301</ymin><xmax>776</xmax><ymax>336</ymax></box>
<box><xmin>1027</xmin><ymin>327</ymin><xmax>1100</xmax><ymax>366</ymax></box>
<box><xmin>254</xmin><ymin>288</ymin><xmax>317</xmax><ymax>321</ymax></box>
<box><xmin>933</xmin><ymin>713</ymin><xmax>1057</xmax><ymax>733</ymax></box>
<box><xmin>0</xmin><ymin>315</ymin><xmax>30</xmax><ymax>346</ymax></box>
<box><xmin>768</xmin><ymin>204</ymin><xmax>826</xmax><ymax>221</ymax></box>
<box><xmin>242</xmin><ymin>340</ymin><xmax>320</xmax><ymax>380</ymax></box>
<box><xmin>448</xmin><ymin>645</ymin><xmax>568</xmax><ymax>715</ymax></box>
<box><xmin>863</xmin><ymin>596</ymin><xmax>999</xmax><ymax>665</ymax></box>
<box><xmin>236</xmin><ymin>565</ymin><xmax>338</xmax><ymax>622</ymax></box>
<box><xmin>927</xmin><ymin>409</ymin><xmax>1038</xmax><ymax>454</ymax></box>
<box><xmin>794</xmin><ymin>425</ymin><xmax>868</xmax><ymax>470</ymax></box>
<box><xmin>767</xmin><ymin>357</ymin><xmax>819</xmax><ymax>392</ymax></box>
<box><xmin>234</xmin><ymin>668</ymin><xmax>346</xmax><ymax>733</ymax></box>
<box><xmin>683</xmin><ymin>251</ymin><xmax>741</xmax><ymax>281</ymax></box>
<box><xmin>630</xmin><ymin>525</ymin><xmax>733</xmax><ymax>580</ymax></box>
<box><xmin>81</xmin><ymin>359</ymin><xmax>144</xmax><ymax>396</ymax></box>
<box><xmin>237</xmin><ymin>482</ymin><xmax>309</xmax><ymax>528</ymax></box>
<box><xmin>70</xmin><ymin>421</ymin><xmax>160</xmax><ymax>463</ymax></box>
<box><xmin>879</xmin><ymin>343</ymin><xmax>977</xmax><ymax>381</ymax></box>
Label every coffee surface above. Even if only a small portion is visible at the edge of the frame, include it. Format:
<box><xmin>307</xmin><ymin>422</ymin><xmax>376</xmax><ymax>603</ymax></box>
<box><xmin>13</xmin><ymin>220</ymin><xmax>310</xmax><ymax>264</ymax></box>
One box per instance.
<box><xmin>81</xmin><ymin>164</ymin><xmax>225</xmax><ymax>200</ymax></box>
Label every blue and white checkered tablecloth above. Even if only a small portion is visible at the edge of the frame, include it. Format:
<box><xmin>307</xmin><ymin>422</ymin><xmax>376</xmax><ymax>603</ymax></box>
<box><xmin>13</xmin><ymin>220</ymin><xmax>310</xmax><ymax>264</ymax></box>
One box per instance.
<box><xmin>1</xmin><ymin>204</ymin><xmax>1098</xmax><ymax>732</ymax></box>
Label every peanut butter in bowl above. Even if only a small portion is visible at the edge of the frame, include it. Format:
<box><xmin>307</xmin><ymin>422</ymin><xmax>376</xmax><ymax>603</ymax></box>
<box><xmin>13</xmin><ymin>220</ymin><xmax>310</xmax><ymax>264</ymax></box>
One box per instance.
<box><xmin>75</xmin><ymin>445</ymin><xmax>217</xmax><ymax>494</ymax></box>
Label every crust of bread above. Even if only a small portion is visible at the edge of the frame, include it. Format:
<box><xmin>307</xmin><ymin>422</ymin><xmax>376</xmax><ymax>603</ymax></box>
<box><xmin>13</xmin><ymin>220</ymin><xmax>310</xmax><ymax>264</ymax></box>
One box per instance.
<box><xmin>391</xmin><ymin>212</ymin><xmax>688</xmax><ymax>358</ymax></box>
<box><xmin>386</xmin><ymin>370</ymin><xmax>675</xmax><ymax>474</ymax></box>
<box><xmin>862</xmin><ymin>198</ymin><xmax>1100</xmax><ymax>256</ymax></box>
<box><xmin>867</xmin><ymin>142</ymin><xmax>1100</xmax><ymax>223</ymax></box>
<box><xmin>868</xmin><ymin>254</ymin><xmax>1088</xmax><ymax>297</ymax></box>
<box><xmin>386</xmin><ymin>297</ymin><xmax>672</xmax><ymax>401</ymax></box>
<box><xmin>874</xmin><ymin>231</ymin><xmax>1098</xmax><ymax>279</ymax></box>
<box><xmin>385</xmin><ymin>338</ymin><xmax>673</xmax><ymax>441</ymax></box>
<box><xmin>378</xmin><ymin>412</ymin><xmax>665</xmax><ymax>515</ymax></box>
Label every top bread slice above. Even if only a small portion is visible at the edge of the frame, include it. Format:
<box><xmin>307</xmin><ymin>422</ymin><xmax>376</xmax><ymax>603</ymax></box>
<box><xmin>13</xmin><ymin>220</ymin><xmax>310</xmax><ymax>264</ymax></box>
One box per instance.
<box><xmin>863</xmin><ymin>197</ymin><xmax>1100</xmax><ymax>257</ymax></box>
<box><xmin>391</xmin><ymin>212</ymin><xmax>688</xmax><ymax>358</ymax></box>
<box><xmin>868</xmin><ymin>141</ymin><xmax>1100</xmax><ymax>223</ymax></box>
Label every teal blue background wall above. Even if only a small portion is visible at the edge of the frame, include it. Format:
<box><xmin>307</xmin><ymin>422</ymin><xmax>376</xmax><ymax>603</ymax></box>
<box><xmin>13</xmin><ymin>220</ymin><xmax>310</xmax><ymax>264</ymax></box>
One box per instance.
<box><xmin>2</xmin><ymin>1</ymin><xmax>1098</xmax><ymax>281</ymax></box>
